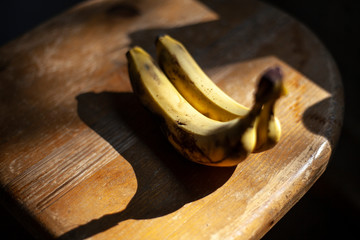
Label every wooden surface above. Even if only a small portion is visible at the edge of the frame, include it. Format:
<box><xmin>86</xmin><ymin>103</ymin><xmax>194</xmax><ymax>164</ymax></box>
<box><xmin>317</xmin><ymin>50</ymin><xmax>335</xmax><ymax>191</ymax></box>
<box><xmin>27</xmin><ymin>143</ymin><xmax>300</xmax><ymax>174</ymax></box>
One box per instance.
<box><xmin>0</xmin><ymin>0</ymin><xmax>343</xmax><ymax>239</ymax></box>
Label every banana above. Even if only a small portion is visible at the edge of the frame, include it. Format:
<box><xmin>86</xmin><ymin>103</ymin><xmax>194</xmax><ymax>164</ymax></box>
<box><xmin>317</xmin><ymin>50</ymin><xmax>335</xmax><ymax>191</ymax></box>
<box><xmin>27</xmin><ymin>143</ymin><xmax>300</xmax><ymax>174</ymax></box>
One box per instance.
<box><xmin>156</xmin><ymin>35</ymin><xmax>286</xmax><ymax>151</ymax></box>
<box><xmin>126</xmin><ymin>46</ymin><xmax>284</xmax><ymax>167</ymax></box>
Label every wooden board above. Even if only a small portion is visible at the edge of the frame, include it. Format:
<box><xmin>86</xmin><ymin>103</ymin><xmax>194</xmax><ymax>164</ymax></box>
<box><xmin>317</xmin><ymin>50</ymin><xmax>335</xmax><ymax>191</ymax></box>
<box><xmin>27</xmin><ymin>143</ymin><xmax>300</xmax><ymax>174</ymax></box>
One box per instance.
<box><xmin>0</xmin><ymin>0</ymin><xmax>343</xmax><ymax>239</ymax></box>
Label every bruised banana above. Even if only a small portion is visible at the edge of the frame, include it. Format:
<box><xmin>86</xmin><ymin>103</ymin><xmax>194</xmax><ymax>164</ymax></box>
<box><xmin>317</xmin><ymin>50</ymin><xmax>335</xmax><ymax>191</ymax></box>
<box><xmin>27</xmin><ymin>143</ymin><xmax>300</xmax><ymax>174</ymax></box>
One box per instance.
<box><xmin>126</xmin><ymin>46</ymin><xmax>284</xmax><ymax>167</ymax></box>
<box><xmin>156</xmin><ymin>35</ymin><xmax>287</xmax><ymax>151</ymax></box>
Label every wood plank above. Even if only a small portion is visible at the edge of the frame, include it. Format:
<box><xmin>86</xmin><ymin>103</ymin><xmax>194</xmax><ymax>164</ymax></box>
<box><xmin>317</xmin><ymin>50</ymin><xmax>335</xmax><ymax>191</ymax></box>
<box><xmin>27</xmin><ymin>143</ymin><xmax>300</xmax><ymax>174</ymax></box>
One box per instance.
<box><xmin>0</xmin><ymin>0</ymin><xmax>343</xmax><ymax>239</ymax></box>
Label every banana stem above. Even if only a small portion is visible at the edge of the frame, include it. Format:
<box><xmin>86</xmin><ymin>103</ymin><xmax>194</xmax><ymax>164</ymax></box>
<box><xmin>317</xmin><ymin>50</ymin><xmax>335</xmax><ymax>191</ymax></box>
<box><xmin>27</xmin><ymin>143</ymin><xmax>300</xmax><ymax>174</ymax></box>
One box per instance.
<box><xmin>253</xmin><ymin>67</ymin><xmax>283</xmax><ymax>151</ymax></box>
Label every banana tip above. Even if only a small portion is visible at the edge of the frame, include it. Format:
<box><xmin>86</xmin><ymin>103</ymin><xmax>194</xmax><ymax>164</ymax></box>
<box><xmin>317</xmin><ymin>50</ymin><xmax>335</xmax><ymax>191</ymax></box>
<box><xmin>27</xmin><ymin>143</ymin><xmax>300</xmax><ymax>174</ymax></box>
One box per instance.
<box><xmin>155</xmin><ymin>34</ymin><xmax>168</xmax><ymax>44</ymax></box>
<box><xmin>264</xmin><ymin>66</ymin><xmax>283</xmax><ymax>82</ymax></box>
<box><xmin>266</xmin><ymin>66</ymin><xmax>288</xmax><ymax>97</ymax></box>
<box><xmin>255</xmin><ymin>66</ymin><xmax>284</xmax><ymax>102</ymax></box>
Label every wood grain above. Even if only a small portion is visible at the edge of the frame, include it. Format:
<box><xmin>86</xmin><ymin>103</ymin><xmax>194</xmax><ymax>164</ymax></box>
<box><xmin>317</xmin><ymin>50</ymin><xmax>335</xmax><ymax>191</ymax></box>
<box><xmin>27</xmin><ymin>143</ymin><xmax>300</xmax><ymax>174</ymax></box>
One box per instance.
<box><xmin>0</xmin><ymin>0</ymin><xmax>343</xmax><ymax>239</ymax></box>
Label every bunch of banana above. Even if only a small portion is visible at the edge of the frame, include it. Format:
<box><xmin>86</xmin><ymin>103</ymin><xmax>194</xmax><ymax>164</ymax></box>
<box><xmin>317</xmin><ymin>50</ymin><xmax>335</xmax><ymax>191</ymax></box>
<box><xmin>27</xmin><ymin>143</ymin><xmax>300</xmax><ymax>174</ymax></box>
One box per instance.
<box><xmin>126</xmin><ymin>36</ymin><xmax>286</xmax><ymax>167</ymax></box>
<box><xmin>156</xmin><ymin>35</ymin><xmax>287</xmax><ymax>151</ymax></box>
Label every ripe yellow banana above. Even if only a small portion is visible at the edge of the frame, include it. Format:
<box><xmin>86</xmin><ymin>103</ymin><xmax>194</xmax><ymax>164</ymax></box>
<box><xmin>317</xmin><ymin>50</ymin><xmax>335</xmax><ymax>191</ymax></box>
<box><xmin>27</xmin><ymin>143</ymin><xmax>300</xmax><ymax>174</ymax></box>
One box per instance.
<box><xmin>126</xmin><ymin>46</ymin><xmax>284</xmax><ymax>166</ymax></box>
<box><xmin>156</xmin><ymin>35</ymin><xmax>286</xmax><ymax>151</ymax></box>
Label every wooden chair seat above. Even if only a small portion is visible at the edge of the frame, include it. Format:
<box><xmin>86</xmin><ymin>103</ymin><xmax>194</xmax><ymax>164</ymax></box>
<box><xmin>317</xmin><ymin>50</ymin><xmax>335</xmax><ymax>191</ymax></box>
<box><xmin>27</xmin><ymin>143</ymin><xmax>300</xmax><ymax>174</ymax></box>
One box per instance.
<box><xmin>0</xmin><ymin>0</ymin><xmax>343</xmax><ymax>239</ymax></box>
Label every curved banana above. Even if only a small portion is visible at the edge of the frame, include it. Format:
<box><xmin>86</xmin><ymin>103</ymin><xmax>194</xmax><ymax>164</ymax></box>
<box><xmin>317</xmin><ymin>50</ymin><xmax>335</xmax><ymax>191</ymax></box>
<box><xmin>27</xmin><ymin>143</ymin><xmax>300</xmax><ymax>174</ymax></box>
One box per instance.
<box><xmin>156</xmin><ymin>35</ymin><xmax>286</xmax><ymax>151</ymax></box>
<box><xmin>156</xmin><ymin>35</ymin><xmax>247</xmax><ymax>121</ymax></box>
<box><xmin>126</xmin><ymin>46</ymin><xmax>284</xmax><ymax>166</ymax></box>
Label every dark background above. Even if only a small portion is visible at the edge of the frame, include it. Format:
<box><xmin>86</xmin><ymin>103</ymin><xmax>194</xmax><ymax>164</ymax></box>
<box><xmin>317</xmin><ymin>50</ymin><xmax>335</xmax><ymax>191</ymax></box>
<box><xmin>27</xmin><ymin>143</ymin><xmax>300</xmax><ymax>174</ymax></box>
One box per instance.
<box><xmin>1</xmin><ymin>0</ymin><xmax>359</xmax><ymax>239</ymax></box>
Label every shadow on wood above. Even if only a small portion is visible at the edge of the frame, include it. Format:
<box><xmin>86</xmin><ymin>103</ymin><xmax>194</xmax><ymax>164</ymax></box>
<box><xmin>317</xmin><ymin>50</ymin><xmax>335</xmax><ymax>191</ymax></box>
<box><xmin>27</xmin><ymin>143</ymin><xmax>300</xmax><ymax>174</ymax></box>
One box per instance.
<box><xmin>58</xmin><ymin>92</ymin><xmax>236</xmax><ymax>239</ymax></box>
<box><xmin>302</xmin><ymin>96</ymin><xmax>343</xmax><ymax>147</ymax></box>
